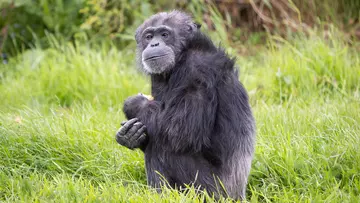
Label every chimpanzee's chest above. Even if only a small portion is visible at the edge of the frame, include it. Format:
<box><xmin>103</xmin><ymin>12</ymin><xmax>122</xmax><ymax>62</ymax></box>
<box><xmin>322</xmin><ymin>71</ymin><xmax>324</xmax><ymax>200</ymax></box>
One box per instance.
<box><xmin>150</xmin><ymin>71</ymin><xmax>191</xmax><ymax>102</ymax></box>
<box><xmin>151</xmin><ymin>82</ymin><xmax>184</xmax><ymax>103</ymax></box>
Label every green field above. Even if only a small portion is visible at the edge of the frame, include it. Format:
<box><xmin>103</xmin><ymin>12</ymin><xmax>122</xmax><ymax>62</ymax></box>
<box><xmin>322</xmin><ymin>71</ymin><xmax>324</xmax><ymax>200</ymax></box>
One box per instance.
<box><xmin>0</xmin><ymin>31</ymin><xmax>359</xmax><ymax>202</ymax></box>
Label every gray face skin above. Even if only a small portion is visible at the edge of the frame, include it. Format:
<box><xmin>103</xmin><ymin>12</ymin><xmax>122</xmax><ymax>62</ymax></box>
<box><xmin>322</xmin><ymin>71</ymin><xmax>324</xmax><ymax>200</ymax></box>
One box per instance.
<box><xmin>140</xmin><ymin>26</ymin><xmax>175</xmax><ymax>74</ymax></box>
<box><xmin>134</xmin><ymin>11</ymin><xmax>200</xmax><ymax>75</ymax></box>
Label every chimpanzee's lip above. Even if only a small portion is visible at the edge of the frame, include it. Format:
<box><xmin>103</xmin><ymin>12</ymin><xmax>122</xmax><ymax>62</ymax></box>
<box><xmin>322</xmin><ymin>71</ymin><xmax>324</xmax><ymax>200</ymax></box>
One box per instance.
<box><xmin>144</xmin><ymin>54</ymin><xmax>169</xmax><ymax>61</ymax></box>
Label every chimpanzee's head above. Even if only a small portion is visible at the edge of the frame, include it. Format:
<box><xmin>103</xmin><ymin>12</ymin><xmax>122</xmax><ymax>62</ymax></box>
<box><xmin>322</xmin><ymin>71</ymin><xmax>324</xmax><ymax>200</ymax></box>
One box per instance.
<box><xmin>135</xmin><ymin>11</ymin><xmax>201</xmax><ymax>74</ymax></box>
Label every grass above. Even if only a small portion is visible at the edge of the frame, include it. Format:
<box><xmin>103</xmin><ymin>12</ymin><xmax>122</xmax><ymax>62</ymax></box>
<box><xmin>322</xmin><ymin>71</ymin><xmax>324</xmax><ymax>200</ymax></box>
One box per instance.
<box><xmin>0</xmin><ymin>29</ymin><xmax>359</xmax><ymax>202</ymax></box>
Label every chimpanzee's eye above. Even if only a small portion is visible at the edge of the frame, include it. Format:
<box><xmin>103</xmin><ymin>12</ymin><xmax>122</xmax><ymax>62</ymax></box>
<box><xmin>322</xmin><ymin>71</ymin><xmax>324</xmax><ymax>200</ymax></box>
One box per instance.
<box><xmin>145</xmin><ymin>34</ymin><xmax>153</xmax><ymax>40</ymax></box>
<box><xmin>187</xmin><ymin>25</ymin><xmax>192</xmax><ymax>31</ymax></box>
<box><xmin>161</xmin><ymin>32</ymin><xmax>169</xmax><ymax>38</ymax></box>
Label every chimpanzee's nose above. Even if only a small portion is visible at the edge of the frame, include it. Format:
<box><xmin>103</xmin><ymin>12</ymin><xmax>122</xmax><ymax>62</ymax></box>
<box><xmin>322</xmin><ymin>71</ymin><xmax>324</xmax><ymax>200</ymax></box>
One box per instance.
<box><xmin>150</xmin><ymin>42</ymin><xmax>159</xmax><ymax>47</ymax></box>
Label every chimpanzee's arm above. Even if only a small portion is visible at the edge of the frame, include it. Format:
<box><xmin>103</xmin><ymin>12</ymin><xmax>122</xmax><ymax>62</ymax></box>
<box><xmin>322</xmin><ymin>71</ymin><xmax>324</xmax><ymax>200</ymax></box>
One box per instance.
<box><xmin>116</xmin><ymin>95</ymin><xmax>161</xmax><ymax>151</ymax></box>
<box><xmin>132</xmin><ymin>87</ymin><xmax>218</xmax><ymax>153</ymax></box>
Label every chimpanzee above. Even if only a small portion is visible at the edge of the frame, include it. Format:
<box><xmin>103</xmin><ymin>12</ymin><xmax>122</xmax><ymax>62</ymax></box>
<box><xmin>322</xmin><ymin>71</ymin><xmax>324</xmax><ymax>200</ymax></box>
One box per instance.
<box><xmin>115</xmin><ymin>10</ymin><xmax>255</xmax><ymax>200</ymax></box>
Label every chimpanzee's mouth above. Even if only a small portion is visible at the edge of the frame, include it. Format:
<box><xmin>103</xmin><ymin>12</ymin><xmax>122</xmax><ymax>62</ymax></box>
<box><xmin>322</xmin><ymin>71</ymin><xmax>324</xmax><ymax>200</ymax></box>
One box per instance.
<box><xmin>144</xmin><ymin>54</ymin><xmax>169</xmax><ymax>61</ymax></box>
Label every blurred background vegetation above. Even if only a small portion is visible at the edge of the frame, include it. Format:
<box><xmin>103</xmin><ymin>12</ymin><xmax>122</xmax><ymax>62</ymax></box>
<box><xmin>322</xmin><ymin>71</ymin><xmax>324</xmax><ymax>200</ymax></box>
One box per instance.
<box><xmin>0</xmin><ymin>1</ymin><xmax>360</xmax><ymax>202</ymax></box>
<box><xmin>1</xmin><ymin>0</ymin><xmax>360</xmax><ymax>56</ymax></box>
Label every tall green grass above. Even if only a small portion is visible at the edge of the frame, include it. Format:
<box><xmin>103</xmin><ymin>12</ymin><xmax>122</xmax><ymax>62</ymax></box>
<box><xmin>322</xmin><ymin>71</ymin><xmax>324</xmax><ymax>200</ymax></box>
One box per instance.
<box><xmin>240</xmin><ymin>31</ymin><xmax>360</xmax><ymax>103</ymax></box>
<box><xmin>0</xmin><ymin>30</ymin><xmax>359</xmax><ymax>202</ymax></box>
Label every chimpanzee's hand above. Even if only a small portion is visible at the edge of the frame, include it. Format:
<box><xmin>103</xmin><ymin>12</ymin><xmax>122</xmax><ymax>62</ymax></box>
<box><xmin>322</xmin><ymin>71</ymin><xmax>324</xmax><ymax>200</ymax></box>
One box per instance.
<box><xmin>115</xmin><ymin>118</ymin><xmax>147</xmax><ymax>150</ymax></box>
<box><xmin>123</xmin><ymin>94</ymin><xmax>150</xmax><ymax>119</ymax></box>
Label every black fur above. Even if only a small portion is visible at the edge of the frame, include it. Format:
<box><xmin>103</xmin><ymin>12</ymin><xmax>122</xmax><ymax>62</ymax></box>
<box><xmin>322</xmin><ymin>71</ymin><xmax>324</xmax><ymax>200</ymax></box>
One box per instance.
<box><xmin>116</xmin><ymin>11</ymin><xmax>255</xmax><ymax>200</ymax></box>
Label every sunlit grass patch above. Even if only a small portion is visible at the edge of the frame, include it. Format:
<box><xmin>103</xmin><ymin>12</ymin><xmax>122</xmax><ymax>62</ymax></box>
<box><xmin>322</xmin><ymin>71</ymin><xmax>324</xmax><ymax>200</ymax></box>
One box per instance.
<box><xmin>0</xmin><ymin>30</ymin><xmax>359</xmax><ymax>202</ymax></box>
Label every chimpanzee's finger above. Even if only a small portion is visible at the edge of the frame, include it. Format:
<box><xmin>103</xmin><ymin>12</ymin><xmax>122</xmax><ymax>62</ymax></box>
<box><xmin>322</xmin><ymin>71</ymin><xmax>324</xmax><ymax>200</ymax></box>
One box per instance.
<box><xmin>125</xmin><ymin>122</ymin><xmax>144</xmax><ymax>139</ymax></box>
<box><xmin>121</xmin><ymin>121</ymin><xmax>127</xmax><ymax>126</ymax></box>
<box><xmin>129</xmin><ymin>125</ymin><xmax>146</xmax><ymax>143</ymax></box>
<box><xmin>135</xmin><ymin>133</ymin><xmax>147</xmax><ymax>147</ymax></box>
<box><xmin>115</xmin><ymin>133</ymin><xmax>129</xmax><ymax>146</ymax></box>
<box><xmin>118</xmin><ymin>118</ymin><xmax>139</xmax><ymax>135</ymax></box>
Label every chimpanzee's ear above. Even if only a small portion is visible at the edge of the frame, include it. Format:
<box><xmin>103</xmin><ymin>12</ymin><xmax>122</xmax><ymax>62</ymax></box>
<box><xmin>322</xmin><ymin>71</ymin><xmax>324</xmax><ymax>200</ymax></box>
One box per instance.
<box><xmin>134</xmin><ymin>30</ymin><xmax>140</xmax><ymax>42</ymax></box>
<box><xmin>194</xmin><ymin>22</ymin><xmax>201</xmax><ymax>29</ymax></box>
<box><xmin>134</xmin><ymin>26</ymin><xmax>142</xmax><ymax>43</ymax></box>
<box><xmin>187</xmin><ymin>21</ymin><xmax>201</xmax><ymax>33</ymax></box>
